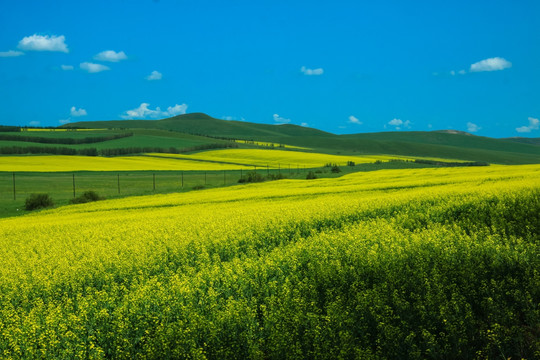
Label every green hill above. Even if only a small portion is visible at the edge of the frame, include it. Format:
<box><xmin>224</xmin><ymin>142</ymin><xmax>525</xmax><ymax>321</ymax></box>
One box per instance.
<box><xmin>62</xmin><ymin>113</ymin><xmax>332</xmax><ymax>139</ymax></box>
<box><xmin>53</xmin><ymin>113</ymin><xmax>540</xmax><ymax>164</ymax></box>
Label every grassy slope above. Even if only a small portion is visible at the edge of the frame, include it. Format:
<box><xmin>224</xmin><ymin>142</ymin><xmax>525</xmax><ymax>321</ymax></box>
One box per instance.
<box><xmin>0</xmin><ymin>129</ymin><xmax>230</xmax><ymax>150</ymax></box>
<box><xmin>17</xmin><ymin>113</ymin><xmax>540</xmax><ymax>164</ymax></box>
<box><xmin>62</xmin><ymin>113</ymin><xmax>332</xmax><ymax>138</ymax></box>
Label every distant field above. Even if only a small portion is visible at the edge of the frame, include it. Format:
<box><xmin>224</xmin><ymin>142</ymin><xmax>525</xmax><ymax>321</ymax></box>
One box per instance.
<box><xmin>150</xmin><ymin>149</ymin><xmax>411</xmax><ymax>167</ymax></box>
<box><xmin>0</xmin><ymin>155</ymin><xmax>250</xmax><ymax>172</ymax></box>
<box><xmin>0</xmin><ymin>129</ymin><xmax>231</xmax><ymax>151</ymax></box>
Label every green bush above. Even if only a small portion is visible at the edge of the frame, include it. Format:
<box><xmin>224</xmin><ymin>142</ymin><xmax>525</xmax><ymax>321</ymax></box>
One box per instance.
<box><xmin>25</xmin><ymin>193</ymin><xmax>54</xmax><ymax>211</ymax></box>
<box><xmin>70</xmin><ymin>191</ymin><xmax>104</xmax><ymax>204</ymax></box>
<box><xmin>238</xmin><ymin>172</ymin><xmax>265</xmax><ymax>183</ymax></box>
<box><xmin>306</xmin><ymin>171</ymin><xmax>317</xmax><ymax>179</ymax></box>
<box><xmin>192</xmin><ymin>185</ymin><xmax>205</xmax><ymax>190</ymax></box>
<box><xmin>331</xmin><ymin>164</ymin><xmax>341</xmax><ymax>173</ymax></box>
<box><xmin>266</xmin><ymin>173</ymin><xmax>286</xmax><ymax>180</ymax></box>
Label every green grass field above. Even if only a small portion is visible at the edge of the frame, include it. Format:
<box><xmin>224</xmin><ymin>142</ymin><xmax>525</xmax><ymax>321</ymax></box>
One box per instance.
<box><xmin>0</xmin><ymin>160</ymin><xmax>438</xmax><ymax>218</ymax></box>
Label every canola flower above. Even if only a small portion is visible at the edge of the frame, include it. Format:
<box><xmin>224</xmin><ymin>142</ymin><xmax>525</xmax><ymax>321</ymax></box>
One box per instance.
<box><xmin>0</xmin><ymin>165</ymin><xmax>538</xmax><ymax>359</ymax></box>
<box><xmin>148</xmin><ymin>148</ymin><xmax>410</xmax><ymax>168</ymax></box>
<box><xmin>0</xmin><ymin>155</ymin><xmax>248</xmax><ymax>172</ymax></box>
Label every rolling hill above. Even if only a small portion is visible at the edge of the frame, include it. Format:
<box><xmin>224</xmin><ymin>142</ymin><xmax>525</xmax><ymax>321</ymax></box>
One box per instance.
<box><xmin>23</xmin><ymin>112</ymin><xmax>540</xmax><ymax>164</ymax></box>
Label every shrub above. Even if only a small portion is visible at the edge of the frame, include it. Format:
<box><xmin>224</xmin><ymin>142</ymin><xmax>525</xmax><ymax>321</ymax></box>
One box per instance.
<box><xmin>347</xmin><ymin>161</ymin><xmax>355</xmax><ymax>166</ymax></box>
<box><xmin>70</xmin><ymin>191</ymin><xmax>104</xmax><ymax>204</ymax></box>
<box><xmin>306</xmin><ymin>171</ymin><xmax>317</xmax><ymax>179</ymax></box>
<box><xmin>238</xmin><ymin>172</ymin><xmax>265</xmax><ymax>183</ymax></box>
<box><xmin>331</xmin><ymin>164</ymin><xmax>341</xmax><ymax>173</ymax></box>
<box><xmin>25</xmin><ymin>193</ymin><xmax>54</xmax><ymax>211</ymax></box>
<box><xmin>267</xmin><ymin>173</ymin><xmax>286</xmax><ymax>180</ymax></box>
<box><xmin>192</xmin><ymin>185</ymin><xmax>205</xmax><ymax>190</ymax></box>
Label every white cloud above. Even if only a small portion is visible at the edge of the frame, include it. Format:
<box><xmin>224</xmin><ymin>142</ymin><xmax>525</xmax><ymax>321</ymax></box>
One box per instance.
<box><xmin>450</xmin><ymin>70</ymin><xmax>456</xmax><ymax>76</ymax></box>
<box><xmin>470</xmin><ymin>57</ymin><xmax>511</xmax><ymax>72</ymax></box>
<box><xmin>121</xmin><ymin>102</ymin><xmax>188</xmax><ymax>119</ymax></box>
<box><xmin>59</xmin><ymin>118</ymin><xmax>71</xmax><ymax>125</ymax></box>
<box><xmin>94</xmin><ymin>50</ymin><xmax>127</xmax><ymax>62</ymax></box>
<box><xmin>17</xmin><ymin>34</ymin><xmax>68</xmax><ymax>52</ymax></box>
<box><xmin>467</xmin><ymin>122</ymin><xmax>481</xmax><ymax>133</ymax></box>
<box><xmin>348</xmin><ymin>115</ymin><xmax>362</xmax><ymax>125</ymax></box>
<box><xmin>458</xmin><ymin>70</ymin><xmax>466</xmax><ymax>75</ymax></box>
<box><xmin>80</xmin><ymin>62</ymin><xmax>110</xmax><ymax>73</ymax></box>
<box><xmin>223</xmin><ymin>116</ymin><xmax>246</xmax><ymax>121</ymax></box>
<box><xmin>300</xmin><ymin>66</ymin><xmax>324</xmax><ymax>76</ymax></box>
<box><xmin>165</xmin><ymin>104</ymin><xmax>188</xmax><ymax>117</ymax></box>
<box><xmin>300</xmin><ymin>122</ymin><xmax>309</xmax><ymax>127</ymax></box>
<box><xmin>61</xmin><ymin>64</ymin><xmax>74</xmax><ymax>70</ymax></box>
<box><xmin>70</xmin><ymin>107</ymin><xmax>87</xmax><ymax>117</ymax></box>
<box><xmin>0</xmin><ymin>50</ymin><xmax>24</xmax><ymax>57</ymax></box>
<box><xmin>515</xmin><ymin>117</ymin><xmax>539</xmax><ymax>133</ymax></box>
<box><xmin>29</xmin><ymin>121</ymin><xmax>40</xmax><ymax>126</ymax></box>
<box><xmin>388</xmin><ymin>118</ymin><xmax>411</xmax><ymax>130</ymax></box>
<box><xmin>145</xmin><ymin>70</ymin><xmax>162</xmax><ymax>80</ymax></box>
<box><xmin>273</xmin><ymin>114</ymin><xmax>291</xmax><ymax>124</ymax></box>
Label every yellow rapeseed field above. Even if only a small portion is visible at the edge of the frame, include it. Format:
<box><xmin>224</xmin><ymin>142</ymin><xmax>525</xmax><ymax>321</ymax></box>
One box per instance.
<box><xmin>0</xmin><ymin>155</ymin><xmax>248</xmax><ymax>172</ymax></box>
<box><xmin>0</xmin><ymin>164</ymin><xmax>538</xmax><ymax>358</ymax></box>
<box><xmin>148</xmin><ymin>148</ymin><xmax>405</xmax><ymax>167</ymax></box>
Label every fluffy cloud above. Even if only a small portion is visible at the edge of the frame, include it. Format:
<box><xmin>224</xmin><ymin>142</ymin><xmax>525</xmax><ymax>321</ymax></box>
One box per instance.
<box><xmin>121</xmin><ymin>103</ymin><xmax>188</xmax><ymax>119</ymax></box>
<box><xmin>300</xmin><ymin>122</ymin><xmax>309</xmax><ymax>127</ymax></box>
<box><xmin>146</xmin><ymin>70</ymin><xmax>162</xmax><ymax>80</ymax></box>
<box><xmin>17</xmin><ymin>34</ymin><xmax>68</xmax><ymax>52</ymax></box>
<box><xmin>59</xmin><ymin>119</ymin><xmax>71</xmax><ymax>125</ymax></box>
<box><xmin>467</xmin><ymin>122</ymin><xmax>481</xmax><ymax>133</ymax></box>
<box><xmin>388</xmin><ymin>118</ymin><xmax>411</xmax><ymax>130</ymax></box>
<box><xmin>348</xmin><ymin>115</ymin><xmax>362</xmax><ymax>125</ymax></box>
<box><xmin>61</xmin><ymin>64</ymin><xmax>74</xmax><ymax>70</ymax></box>
<box><xmin>0</xmin><ymin>50</ymin><xmax>24</xmax><ymax>57</ymax></box>
<box><xmin>80</xmin><ymin>62</ymin><xmax>110</xmax><ymax>73</ymax></box>
<box><xmin>70</xmin><ymin>107</ymin><xmax>87</xmax><ymax>117</ymax></box>
<box><xmin>470</xmin><ymin>57</ymin><xmax>511</xmax><ymax>72</ymax></box>
<box><xmin>273</xmin><ymin>114</ymin><xmax>291</xmax><ymax>124</ymax></box>
<box><xmin>515</xmin><ymin>117</ymin><xmax>539</xmax><ymax>133</ymax></box>
<box><xmin>93</xmin><ymin>50</ymin><xmax>127</xmax><ymax>62</ymax></box>
<box><xmin>29</xmin><ymin>121</ymin><xmax>40</xmax><ymax>126</ymax></box>
<box><xmin>300</xmin><ymin>66</ymin><xmax>324</xmax><ymax>76</ymax></box>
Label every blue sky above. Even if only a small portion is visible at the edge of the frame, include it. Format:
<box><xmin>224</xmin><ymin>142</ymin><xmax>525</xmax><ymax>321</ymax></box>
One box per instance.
<box><xmin>1</xmin><ymin>0</ymin><xmax>539</xmax><ymax>137</ymax></box>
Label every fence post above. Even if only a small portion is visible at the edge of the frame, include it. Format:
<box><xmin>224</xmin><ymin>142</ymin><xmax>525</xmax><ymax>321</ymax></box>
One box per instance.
<box><xmin>12</xmin><ymin>172</ymin><xmax>15</xmax><ymax>200</ymax></box>
<box><xmin>72</xmin><ymin>173</ymin><xmax>76</xmax><ymax>198</ymax></box>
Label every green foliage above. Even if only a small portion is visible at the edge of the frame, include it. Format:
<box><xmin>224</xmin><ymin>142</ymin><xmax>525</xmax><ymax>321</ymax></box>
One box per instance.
<box><xmin>238</xmin><ymin>171</ymin><xmax>265</xmax><ymax>183</ymax></box>
<box><xmin>331</xmin><ymin>164</ymin><xmax>341</xmax><ymax>173</ymax></box>
<box><xmin>69</xmin><ymin>191</ymin><xmax>104</xmax><ymax>204</ymax></box>
<box><xmin>306</xmin><ymin>171</ymin><xmax>317</xmax><ymax>179</ymax></box>
<box><xmin>24</xmin><ymin>193</ymin><xmax>54</xmax><ymax>210</ymax></box>
<box><xmin>192</xmin><ymin>185</ymin><xmax>205</xmax><ymax>190</ymax></box>
<box><xmin>266</xmin><ymin>173</ymin><xmax>286</xmax><ymax>180</ymax></box>
<box><xmin>347</xmin><ymin>160</ymin><xmax>355</xmax><ymax>166</ymax></box>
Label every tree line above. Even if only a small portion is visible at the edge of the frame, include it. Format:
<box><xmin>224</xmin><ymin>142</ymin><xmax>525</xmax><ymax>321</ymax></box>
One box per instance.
<box><xmin>0</xmin><ymin>132</ymin><xmax>133</xmax><ymax>145</ymax></box>
<box><xmin>0</xmin><ymin>142</ymin><xmax>238</xmax><ymax>156</ymax></box>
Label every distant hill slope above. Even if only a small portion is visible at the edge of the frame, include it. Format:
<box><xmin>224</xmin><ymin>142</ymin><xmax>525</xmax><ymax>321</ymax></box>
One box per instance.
<box><xmin>61</xmin><ymin>114</ymin><xmax>540</xmax><ymax>164</ymax></box>
<box><xmin>62</xmin><ymin>113</ymin><xmax>333</xmax><ymax>139</ymax></box>
<box><xmin>502</xmin><ymin>137</ymin><xmax>540</xmax><ymax>146</ymax></box>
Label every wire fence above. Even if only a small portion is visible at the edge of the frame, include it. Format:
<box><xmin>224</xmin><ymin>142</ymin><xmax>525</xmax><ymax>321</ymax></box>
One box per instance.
<box><xmin>1</xmin><ymin>166</ymin><xmax>312</xmax><ymax>202</ymax></box>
